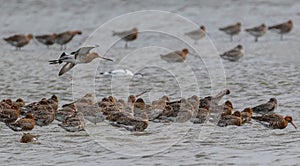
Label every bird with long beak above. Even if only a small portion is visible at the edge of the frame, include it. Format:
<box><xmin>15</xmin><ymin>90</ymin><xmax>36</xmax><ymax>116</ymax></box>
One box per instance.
<box><xmin>252</xmin><ymin>113</ymin><xmax>297</xmax><ymax>130</ymax></box>
<box><xmin>160</xmin><ymin>48</ymin><xmax>190</xmax><ymax>63</ymax></box>
<box><xmin>48</xmin><ymin>45</ymin><xmax>113</xmax><ymax>76</ymax></box>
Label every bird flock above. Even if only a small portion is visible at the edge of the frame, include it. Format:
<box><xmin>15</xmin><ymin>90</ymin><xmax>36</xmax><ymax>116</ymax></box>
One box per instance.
<box><xmin>1</xmin><ymin>19</ymin><xmax>295</xmax><ymax>143</ymax></box>
<box><xmin>0</xmin><ymin>88</ymin><xmax>297</xmax><ymax>143</ymax></box>
<box><xmin>3</xmin><ymin>19</ymin><xmax>293</xmax><ymax>65</ymax></box>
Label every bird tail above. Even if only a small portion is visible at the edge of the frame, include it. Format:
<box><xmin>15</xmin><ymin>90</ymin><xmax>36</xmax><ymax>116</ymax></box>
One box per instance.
<box><xmin>48</xmin><ymin>52</ymin><xmax>67</xmax><ymax>64</ymax></box>
<box><xmin>219</xmin><ymin>27</ymin><xmax>225</xmax><ymax>31</ymax></box>
<box><xmin>268</xmin><ymin>25</ymin><xmax>278</xmax><ymax>30</ymax></box>
<box><xmin>48</xmin><ymin>60</ymin><xmax>60</xmax><ymax>64</ymax></box>
<box><xmin>6</xmin><ymin>123</ymin><xmax>22</xmax><ymax>131</ymax></box>
<box><xmin>112</xmin><ymin>31</ymin><xmax>117</xmax><ymax>36</ymax></box>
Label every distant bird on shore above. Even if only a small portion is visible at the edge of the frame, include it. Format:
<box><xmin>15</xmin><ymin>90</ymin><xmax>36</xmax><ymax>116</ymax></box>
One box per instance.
<box><xmin>3</xmin><ymin>34</ymin><xmax>33</xmax><ymax>50</ymax></box>
<box><xmin>245</xmin><ymin>23</ymin><xmax>267</xmax><ymax>42</ymax></box>
<box><xmin>220</xmin><ymin>45</ymin><xmax>244</xmax><ymax>62</ymax></box>
<box><xmin>54</xmin><ymin>30</ymin><xmax>82</xmax><ymax>50</ymax></box>
<box><xmin>49</xmin><ymin>45</ymin><xmax>113</xmax><ymax>76</ymax></box>
<box><xmin>113</xmin><ymin>27</ymin><xmax>138</xmax><ymax>48</ymax></box>
<box><xmin>185</xmin><ymin>25</ymin><xmax>206</xmax><ymax>44</ymax></box>
<box><xmin>219</xmin><ymin>22</ymin><xmax>241</xmax><ymax>42</ymax></box>
<box><xmin>160</xmin><ymin>48</ymin><xmax>190</xmax><ymax>63</ymax></box>
<box><xmin>268</xmin><ymin>20</ymin><xmax>293</xmax><ymax>40</ymax></box>
<box><xmin>35</xmin><ymin>33</ymin><xmax>57</xmax><ymax>48</ymax></box>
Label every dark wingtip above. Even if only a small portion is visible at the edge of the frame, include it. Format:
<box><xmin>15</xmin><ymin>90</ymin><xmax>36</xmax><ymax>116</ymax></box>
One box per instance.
<box><xmin>225</xmin><ymin>89</ymin><xmax>230</xmax><ymax>95</ymax></box>
<box><xmin>60</xmin><ymin>52</ymin><xmax>67</xmax><ymax>58</ymax></box>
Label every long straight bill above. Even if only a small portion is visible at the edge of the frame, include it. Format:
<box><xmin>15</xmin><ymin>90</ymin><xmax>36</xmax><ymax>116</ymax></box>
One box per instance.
<box><xmin>99</xmin><ymin>56</ymin><xmax>114</xmax><ymax>61</ymax></box>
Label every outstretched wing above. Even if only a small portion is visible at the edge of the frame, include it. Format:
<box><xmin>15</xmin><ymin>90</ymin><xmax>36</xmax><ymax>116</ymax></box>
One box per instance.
<box><xmin>70</xmin><ymin>45</ymin><xmax>99</xmax><ymax>56</ymax></box>
<box><xmin>58</xmin><ymin>63</ymin><xmax>75</xmax><ymax>76</ymax></box>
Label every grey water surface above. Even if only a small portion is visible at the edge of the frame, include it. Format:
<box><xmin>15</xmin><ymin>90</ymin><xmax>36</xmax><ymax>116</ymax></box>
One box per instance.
<box><xmin>1</xmin><ymin>0</ymin><xmax>300</xmax><ymax>165</ymax></box>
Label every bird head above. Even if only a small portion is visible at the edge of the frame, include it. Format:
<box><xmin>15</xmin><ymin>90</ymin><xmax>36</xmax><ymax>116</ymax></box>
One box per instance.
<box><xmin>285</xmin><ymin>116</ymin><xmax>297</xmax><ymax>129</ymax></box>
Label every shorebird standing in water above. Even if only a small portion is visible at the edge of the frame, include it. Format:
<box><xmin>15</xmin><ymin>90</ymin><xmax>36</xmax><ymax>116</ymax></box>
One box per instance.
<box><xmin>219</xmin><ymin>22</ymin><xmax>241</xmax><ymax>42</ymax></box>
<box><xmin>160</xmin><ymin>48</ymin><xmax>190</xmax><ymax>63</ymax></box>
<box><xmin>220</xmin><ymin>45</ymin><xmax>244</xmax><ymax>62</ymax></box>
<box><xmin>252</xmin><ymin>98</ymin><xmax>278</xmax><ymax>114</ymax></box>
<box><xmin>268</xmin><ymin>20</ymin><xmax>293</xmax><ymax>40</ymax></box>
<box><xmin>3</xmin><ymin>34</ymin><xmax>33</xmax><ymax>50</ymax></box>
<box><xmin>6</xmin><ymin>113</ymin><xmax>35</xmax><ymax>131</ymax></box>
<box><xmin>185</xmin><ymin>25</ymin><xmax>206</xmax><ymax>44</ymax></box>
<box><xmin>20</xmin><ymin>133</ymin><xmax>39</xmax><ymax>143</ymax></box>
<box><xmin>112</xmin><ymin>27</ymin><xmax>138</xmax><ymax>48</ymax></box>
<box><xmin>217</xmin><ymin>111</ymin><xmax>243</xmax><ymax>127</ymax></box>
<box><xmin>252</xmin><ymin>113</ymin><xmax>297</xmax><ymax>130</ymax></box>
<box><xmin>245</xmin><ymin>23</ymin><xmax>267</xmax><ymax>42</ymax></box>
<box><xmin>48</xmin><ymin>45</ymin><xmax>113</xmax><ymax>76</ymax></box>
<box><xmin>35</xmin><ymin>33</ymin><xmax>57</xmax><ymax>48</ymax></box>
<box><xmin>54</xmin><ymin>30</ymin><xmax>82</xmax><ymax>50</ymax></box>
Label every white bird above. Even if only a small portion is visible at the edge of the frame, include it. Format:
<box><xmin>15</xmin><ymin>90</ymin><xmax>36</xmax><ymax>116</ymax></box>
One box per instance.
<box><xmin>49</xmin><ymin>45</ymin><xmax>113</xmax><ymax>76</ymax></box>
<box><xmin>100</xmin><ymin>69</ymin><xmax>134</xmax><ymax>76</ymax></box>
<box><xmin>220</xmin><ymin>45</ymin><xmax>244</xmax><ymax>62</ymax></box>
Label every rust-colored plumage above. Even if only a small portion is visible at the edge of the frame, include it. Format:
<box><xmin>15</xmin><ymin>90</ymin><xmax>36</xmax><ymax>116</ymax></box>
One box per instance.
<box><xmin>6</xmin><ymin>114</ymin><xmax>35</xmax><ymax>131</ymax></box>
<box><xmin>218</xmin><ymin>111</ymin><xmax>242</xmax><ymax>127</ymax></box>
<box><xmin>268</xmin><ymin>20</ymin><xmax>293</xmax><ymax>40</ymax></box>
<box><xmin>55</xmin><ymin>30</ymin><xmax>82</xmax><ymax>50</ymax></box>
<box><xmin>113</xmin><ymin>27</ymin><xmax>138</xmax><ymax>48</ymax></box>
<box><xmin>4</xmin><ymin>34</ymin><xmax>33</xmax><ymax>50</ymax></box>
<box><xmin>20</xmin><ymin>133</ymin><xmax>39</xmax><ymax>143</ymax></box>
<box><xmin>252</xmin><ymin>113</ymin><xmax>297</xmax><ymax>129</ymax></box>
<box><xmin>160</xmin><ymin>48</ymin><xmax>189</xmax><ymax>63</ymax></box>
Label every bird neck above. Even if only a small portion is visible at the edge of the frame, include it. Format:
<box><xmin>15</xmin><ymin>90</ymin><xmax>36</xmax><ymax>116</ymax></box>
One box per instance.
<box><xmin>181</xmin><ymin>52</ymin><xmax>187</xmax><ymax>60</ymax></box>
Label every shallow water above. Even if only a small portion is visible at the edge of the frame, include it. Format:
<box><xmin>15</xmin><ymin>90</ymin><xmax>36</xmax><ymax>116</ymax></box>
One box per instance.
<box><xmin>1</xmin><ymin>0</ymin><xmax>300</xmax><ymax>165</ymax></box>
